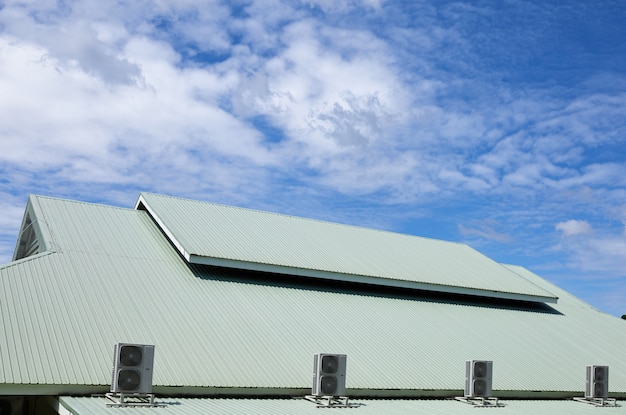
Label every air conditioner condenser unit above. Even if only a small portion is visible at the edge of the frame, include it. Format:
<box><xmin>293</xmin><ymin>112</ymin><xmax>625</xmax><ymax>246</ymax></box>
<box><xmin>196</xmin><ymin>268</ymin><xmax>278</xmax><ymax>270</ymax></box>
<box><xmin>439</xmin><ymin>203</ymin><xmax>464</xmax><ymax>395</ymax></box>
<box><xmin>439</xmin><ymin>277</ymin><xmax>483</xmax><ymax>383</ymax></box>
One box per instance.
<box><xmin>585</xmin><ymin>365</ymin><xmax>609</xmax><ymax>399</ymax></box>
<box><xmin>111</xmin><ymin>343</ymin><xmax>155</xmax><ymax>394</ymax></box>
<box><xmin>465</xmin><ymin>360</ymin><xmax>493</xmax><ymax>398</ymax></box>
<box><xmin>312</xmin><ymin>353</ymin><xmax>347</xmax><ymax>397</ymax></box>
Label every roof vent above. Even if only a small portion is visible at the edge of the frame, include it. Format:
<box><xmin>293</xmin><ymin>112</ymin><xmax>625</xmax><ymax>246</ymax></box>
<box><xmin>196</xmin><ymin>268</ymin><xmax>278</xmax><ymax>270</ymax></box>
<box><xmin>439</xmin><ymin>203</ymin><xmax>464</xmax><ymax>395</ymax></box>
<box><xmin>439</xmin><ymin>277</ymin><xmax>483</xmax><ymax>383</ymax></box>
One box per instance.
<box><xmin>13</xmin><ymin>214</ymin><xmax>40</xmax><ymax>260</ymax></box>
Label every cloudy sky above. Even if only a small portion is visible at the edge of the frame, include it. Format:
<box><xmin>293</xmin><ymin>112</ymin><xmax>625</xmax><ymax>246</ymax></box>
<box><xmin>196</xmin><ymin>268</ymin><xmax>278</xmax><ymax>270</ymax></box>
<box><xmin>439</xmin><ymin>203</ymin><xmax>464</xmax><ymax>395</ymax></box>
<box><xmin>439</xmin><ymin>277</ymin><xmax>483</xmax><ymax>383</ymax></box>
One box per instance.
<box><xmin>1</xmin><ymin>0</ymin><xmax>625</xmax><ymax>316</ymax></box>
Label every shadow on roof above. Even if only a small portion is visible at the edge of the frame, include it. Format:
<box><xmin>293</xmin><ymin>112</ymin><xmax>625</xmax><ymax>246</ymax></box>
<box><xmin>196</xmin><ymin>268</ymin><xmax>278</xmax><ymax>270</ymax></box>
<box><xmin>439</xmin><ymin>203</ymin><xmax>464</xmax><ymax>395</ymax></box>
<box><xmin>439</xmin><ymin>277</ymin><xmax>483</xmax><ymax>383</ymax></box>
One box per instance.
<box><xmin>190</xmin><ymin>263</ymin><xmax>563</xmax><ymax>316</ymax></box>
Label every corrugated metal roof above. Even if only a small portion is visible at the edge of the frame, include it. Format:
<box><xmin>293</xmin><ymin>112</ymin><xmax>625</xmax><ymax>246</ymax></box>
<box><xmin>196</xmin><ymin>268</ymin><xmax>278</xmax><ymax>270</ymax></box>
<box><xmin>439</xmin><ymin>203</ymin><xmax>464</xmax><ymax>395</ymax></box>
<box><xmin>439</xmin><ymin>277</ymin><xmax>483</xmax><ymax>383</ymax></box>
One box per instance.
<box><xmin>58</xmin><ymin>396</ymin><xmax>626</xmax><ymax>415</ymax></box>
<box><xmin>135</xmin><ymin>193</ymin><xmax>557</xmax><ymax>303</ymax></box>
<box><xmin>0</xmin><ymin>195</ymin><xmax>624</xmax><ymax>397</ymax></box>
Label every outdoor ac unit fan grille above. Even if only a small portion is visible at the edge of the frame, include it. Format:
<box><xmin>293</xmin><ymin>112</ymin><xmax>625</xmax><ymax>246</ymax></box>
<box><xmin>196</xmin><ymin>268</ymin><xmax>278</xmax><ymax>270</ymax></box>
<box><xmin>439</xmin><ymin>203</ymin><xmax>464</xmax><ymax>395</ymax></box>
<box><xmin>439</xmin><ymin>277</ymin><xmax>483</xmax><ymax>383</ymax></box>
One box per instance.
<box><xmin>120</xmin><ymin>345</ymin><xmax>143</xmax><ymax>366</ymax></box>
<box><xmin>117</xmin><ymin>369</ymin><xmax>141</xmax><ymax>391</ymax></box>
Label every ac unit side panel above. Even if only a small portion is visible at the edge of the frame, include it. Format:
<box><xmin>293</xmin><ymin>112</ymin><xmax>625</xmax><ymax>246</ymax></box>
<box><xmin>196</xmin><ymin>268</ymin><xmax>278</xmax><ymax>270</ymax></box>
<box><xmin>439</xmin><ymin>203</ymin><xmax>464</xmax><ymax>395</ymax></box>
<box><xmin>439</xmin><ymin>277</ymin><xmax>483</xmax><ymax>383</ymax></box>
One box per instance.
<box><xmin>464</xmin><ymin>360</ymin><xmax>470</xmax><ymax>396</ymax></box>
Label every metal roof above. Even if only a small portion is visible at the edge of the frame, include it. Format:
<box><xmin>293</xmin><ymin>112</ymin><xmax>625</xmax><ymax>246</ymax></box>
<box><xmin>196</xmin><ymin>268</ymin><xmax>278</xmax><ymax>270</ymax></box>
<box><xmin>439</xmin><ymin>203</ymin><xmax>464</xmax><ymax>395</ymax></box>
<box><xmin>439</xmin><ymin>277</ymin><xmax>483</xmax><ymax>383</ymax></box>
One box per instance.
<box><xmin>135</xmin><ymin>192</ymin><xmax>557</xmax><ymax>303</ymax></box>
<box><xmin>58</xmin><ymin>396</ymin><xmax>626</xmax><ymax>415</ymax></box>
<box><xmin>1</xmin><ymin>195</ymin><xmax>624</xmax><ymax>397</ymax></box>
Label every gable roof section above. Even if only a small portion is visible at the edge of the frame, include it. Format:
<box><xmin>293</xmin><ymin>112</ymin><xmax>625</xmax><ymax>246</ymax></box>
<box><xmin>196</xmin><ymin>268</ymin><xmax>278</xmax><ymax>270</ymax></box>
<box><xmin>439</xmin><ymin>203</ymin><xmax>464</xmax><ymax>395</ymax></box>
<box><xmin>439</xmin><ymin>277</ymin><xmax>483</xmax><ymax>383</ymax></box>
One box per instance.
<box><xmin>1</xmin><ymin>194</ymin><xmax>625</xmax><ymax>398</ymax></box>
<box><xmin>135</xmin><ymin>193</ymin><xmax>557</xmax><ymax>304</ymax></box>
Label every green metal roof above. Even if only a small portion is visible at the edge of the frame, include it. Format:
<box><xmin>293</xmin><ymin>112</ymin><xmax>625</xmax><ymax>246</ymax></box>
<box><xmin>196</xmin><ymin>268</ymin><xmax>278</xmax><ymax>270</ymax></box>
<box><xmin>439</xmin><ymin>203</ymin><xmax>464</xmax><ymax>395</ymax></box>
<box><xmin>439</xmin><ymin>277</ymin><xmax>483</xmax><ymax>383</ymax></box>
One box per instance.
<box><xmin>135</xmin><ymin>193</ymin><xmax>557</xmax><ymax>303</ymax></box>
<box><xmin>1</xmin><ymin>194</ymin><xmax>624</xmax><ymax>398</ymax></box>
<box><xmin>59</xmin><ymin>396</ymin><xmax>626</xmax><ymax>415</ymax></box>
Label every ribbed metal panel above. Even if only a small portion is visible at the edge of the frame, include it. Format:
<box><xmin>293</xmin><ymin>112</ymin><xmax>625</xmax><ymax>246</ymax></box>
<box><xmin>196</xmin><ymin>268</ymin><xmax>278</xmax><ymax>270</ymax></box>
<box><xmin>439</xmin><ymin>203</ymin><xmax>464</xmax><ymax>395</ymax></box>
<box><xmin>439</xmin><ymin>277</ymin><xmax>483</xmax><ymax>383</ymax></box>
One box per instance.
<box><xmin>136</xmin><ymin>193</ymin><xmax>557</xmax><ymax>303</ymax></box>
<box><xmin>1</xmin><ymin>195</ymin><xmax>624</xmax><ymax>396</ymax></box>
<box><xmin>59</xmin><ymin>397</ymin><xmax>626</xmax><ymax>415</ymax></box>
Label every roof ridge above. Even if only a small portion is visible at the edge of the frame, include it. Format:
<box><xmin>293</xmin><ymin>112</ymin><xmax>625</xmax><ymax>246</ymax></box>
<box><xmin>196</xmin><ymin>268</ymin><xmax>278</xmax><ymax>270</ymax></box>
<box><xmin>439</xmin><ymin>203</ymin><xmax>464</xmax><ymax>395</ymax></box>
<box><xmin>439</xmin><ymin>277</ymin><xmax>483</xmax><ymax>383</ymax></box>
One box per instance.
<box><xmin>32</xmin><ymin>194</ymin><xmax>134</xmax><ymax>210</ymax></box>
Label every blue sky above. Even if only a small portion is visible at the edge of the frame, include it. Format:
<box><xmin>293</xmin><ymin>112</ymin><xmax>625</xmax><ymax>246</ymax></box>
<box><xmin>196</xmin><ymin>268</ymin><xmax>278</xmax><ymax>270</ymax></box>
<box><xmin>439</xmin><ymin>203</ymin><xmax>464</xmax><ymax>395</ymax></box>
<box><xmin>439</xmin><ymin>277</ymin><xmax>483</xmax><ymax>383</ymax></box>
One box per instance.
<box><xmin>1</xmin><ymin>0</ymin><xmax>625</xmax><ymax>316</ymax></box>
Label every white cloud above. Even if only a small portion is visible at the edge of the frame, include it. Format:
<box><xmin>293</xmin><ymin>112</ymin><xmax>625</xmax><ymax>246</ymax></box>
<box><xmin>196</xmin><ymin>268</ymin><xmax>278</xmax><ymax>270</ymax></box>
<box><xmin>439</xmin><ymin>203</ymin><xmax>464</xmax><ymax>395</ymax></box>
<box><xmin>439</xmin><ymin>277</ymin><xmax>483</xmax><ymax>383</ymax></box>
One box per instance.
<box><xmin>3</xmin><ymin>0</ymin><xmax>622</xmax><ymax>206</ymax></box>
<box><xmin>565</xmin><ymin>235</ymin><xmax>626</xmax><ymax>276</ymax></box>
<box><xmin>242</xmin><ymin>18</ymin><xmax>411</xmax><ymax>149</ymax></box>
<box><xmin>552</xmin><ymin>218</ymin><xmax>626</xmax><ymax>282</ymax></box>
<box><xmin>459</xmin><ymin>222</ymin><xmax>513</xmax><ymax>244</ymax></box>
<box><xmin>0</xmin><ymin>29</ymin><xmax>279</xmax><ymax>187</ymax></box>
<box><xmin>303</xmin><ymin>0</ymin><xmax>383</xmax><ymax>13</ymax></box>
<box><xmin>556</xmin><ymin>220</ymin><xmax>592</xmax><ymax>237</ymax></box>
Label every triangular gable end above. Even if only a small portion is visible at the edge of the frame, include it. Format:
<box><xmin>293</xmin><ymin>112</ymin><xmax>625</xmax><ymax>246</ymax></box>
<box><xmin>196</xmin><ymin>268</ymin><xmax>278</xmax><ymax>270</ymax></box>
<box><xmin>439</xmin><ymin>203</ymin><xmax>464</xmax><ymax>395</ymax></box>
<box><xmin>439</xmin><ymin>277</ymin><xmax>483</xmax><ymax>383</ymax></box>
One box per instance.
<box><xmin>12</xmin><ymin>195</ymin><xmax>55</xmax><ymax>261</ymax></box>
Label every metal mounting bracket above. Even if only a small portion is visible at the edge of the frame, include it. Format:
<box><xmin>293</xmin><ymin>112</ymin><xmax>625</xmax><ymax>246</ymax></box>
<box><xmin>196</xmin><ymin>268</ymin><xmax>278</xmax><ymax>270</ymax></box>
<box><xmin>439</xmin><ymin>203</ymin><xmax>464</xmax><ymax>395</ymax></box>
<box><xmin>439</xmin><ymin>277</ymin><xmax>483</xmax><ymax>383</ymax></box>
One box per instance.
<box><xmin>303</xmin><ymin>395</ymin><xmax>363</xmax><ymax>408</ymax></box>
<box><xmin>104</xmin><ymin>392</ymin><xmax>167</xmax><ymax>408</ymax></box>
<box><xmin>573</xmin><ymin>397</ymin><xmax>619</xmax><ymax>407</ymax></box>
<box><xmin>454</xmin><ymin>396</ymin><xmax>505</xmax><ymax>407</ymax></box>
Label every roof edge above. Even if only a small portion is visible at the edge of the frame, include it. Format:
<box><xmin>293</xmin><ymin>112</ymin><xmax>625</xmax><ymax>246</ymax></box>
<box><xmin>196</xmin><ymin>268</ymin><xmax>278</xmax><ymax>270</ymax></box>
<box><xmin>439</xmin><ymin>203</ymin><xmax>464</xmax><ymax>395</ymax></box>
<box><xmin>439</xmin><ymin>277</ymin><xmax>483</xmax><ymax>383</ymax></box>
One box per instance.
<box><xmin>11</xmin><ymin>384</ymin><xmax>625</xmax><ymax>399</ymax></box>
<box><xmin>1</xmin><ymin>251</ymin><xmax>56</xmax><ymax>270</ymax></box>
<box><xmin>135</xmin><ymin>193</ymin><xmax>192</xmax><ymax>262</ymax></box>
